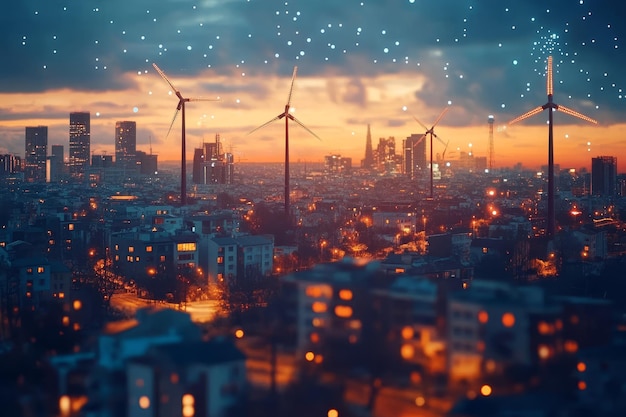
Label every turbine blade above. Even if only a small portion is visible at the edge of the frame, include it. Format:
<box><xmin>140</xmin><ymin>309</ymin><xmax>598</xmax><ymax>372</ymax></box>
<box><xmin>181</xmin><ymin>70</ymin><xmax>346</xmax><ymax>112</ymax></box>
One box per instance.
<box><xmin>152</xmin><ymin>63</ymin><xmax>179</xmax><ymax>93</ymax></box>
<box><xmin>289</xmin><ymin>114</ymin><xmax>321</xmax><ymax>141</ymax></box>
<box><xmin>286</xmin><ymin>66</ymin><xmax>298</xmax><ymax>108</ymax></box>
<box><xmin>433</xmin><ymin>132</ymin><xmax>447</xmax><ymax>148</ymax></box>
<box><xmin>165</xmin><ymin>109</ymin><xmax>180</xmax><ymax>140</ymax></box>
<box><xmin>442</xmin><ymin>139</ymin><xmax>450</xmax><ymax>160</ymax></box>
<box><xmin>546</xmin><ymin>56</ymin><xmax>553</xmax><ymax>96</ymax></box>
<box><xmin>188</xmin><ymin>97</ymin><xmax>221</xmax><ymax>102</ymax></box>
<box><xmin>412</xmin><ymin>134</ymin><xmax>427</xmax><ymax>148</ymax></box>
<box><xmin>247</xmin><ymin>114</ymin><xmax>283</xmax><ymax>135</ymax></box>
<box><xmin>412</xmin><ymin>115</ymin><xmax>429</xmax><ymax>132</ymax></box>
<box><xmin>431</xmin><ymin>107</ymin><xmax>449</xmax><ymax>128</ymax></box>
<box><xmin>508</xmin><ymin>106</ymin><xmax>544</xmax><ymax>125</ymax></box>
<box><xmin>557</xmin><ymin>105</ymin><xmax>598</xmax><ymax>125</ymax></box>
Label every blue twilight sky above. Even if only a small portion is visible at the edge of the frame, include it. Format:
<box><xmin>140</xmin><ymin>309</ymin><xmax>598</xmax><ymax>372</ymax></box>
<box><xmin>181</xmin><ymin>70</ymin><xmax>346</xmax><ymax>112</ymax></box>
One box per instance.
<box><xmin>0</xmin><ymin>0</ymin><xmax>624</xmax><ymax>168</ymax></box>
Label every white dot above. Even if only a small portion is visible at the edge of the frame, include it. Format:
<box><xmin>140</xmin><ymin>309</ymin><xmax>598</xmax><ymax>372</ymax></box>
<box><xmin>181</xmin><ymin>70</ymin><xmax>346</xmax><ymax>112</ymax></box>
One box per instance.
<box><xmin>133</xmin><ymin>107</ymin><xmax>139</xmax><ymax>113</ymax></box>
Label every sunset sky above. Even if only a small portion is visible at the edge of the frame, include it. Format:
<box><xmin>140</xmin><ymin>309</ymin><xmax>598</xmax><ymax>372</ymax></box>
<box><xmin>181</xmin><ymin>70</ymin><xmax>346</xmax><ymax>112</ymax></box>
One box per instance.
<box><xmin>1</xmin><ymin>0</ymin><xmax>625</xmax><ymax>171</ymax></box>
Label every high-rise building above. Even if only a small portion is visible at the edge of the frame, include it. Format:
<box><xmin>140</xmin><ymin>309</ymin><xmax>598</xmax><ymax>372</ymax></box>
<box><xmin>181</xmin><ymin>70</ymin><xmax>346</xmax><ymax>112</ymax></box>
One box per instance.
<box><xmin>361</xmin><ymin>124</ymin><xmax>374</xmax><ymax>169</ymax></box>
<box><xmin>115</xmin><ymin>121</ymin><xmax>137</xmax><ymax>175</ymax></box>
<box><xmin>192</xmin><ymin>134</ymin><xmax>232</xmax><ymax>185</ymax></box>
<box><xmin>403</xmin><ymin>133</ymin><xmax>426</xmax><ymax>178</ymax></box>
<box><xmin>49</xmin><ymin>144</ymin><xmax>65</xmax><ymax>182</ymax></box>
<box><xmin>591</xmin><ymin>156</ymin><xmax>618</xmax><ymax>197</ymax></box>
<box><xmin>25</xmin><ymin>126</ymin><xmax>48</xmax><ymax>182</ymax></box>
<box><xmin>0</xmin><ymin>154</ymin><xmax>21</xmax><ymax>177</ymax></box>
<box><xmin>69</xmin><ymin>112</ymin><xmax>90</xmax><ymax>180</ymax></box>
<box><xmin>136</xmin><ymin>150</ymin><xmax>158</xmax><ymax>176</ymax></box>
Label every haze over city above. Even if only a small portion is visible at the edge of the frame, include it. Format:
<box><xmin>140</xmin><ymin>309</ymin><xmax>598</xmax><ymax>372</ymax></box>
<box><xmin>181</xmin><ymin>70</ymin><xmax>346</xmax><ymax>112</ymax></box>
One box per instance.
<box><xmin>1</xmin><ymin>0</ymin><xmax>625</xmax><ymax>169</ymax></box>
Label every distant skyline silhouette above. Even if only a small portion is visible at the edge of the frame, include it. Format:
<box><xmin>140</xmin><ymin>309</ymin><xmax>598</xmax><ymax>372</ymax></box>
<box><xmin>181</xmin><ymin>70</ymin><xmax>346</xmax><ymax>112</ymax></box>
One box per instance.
<box><xmin>0</xmin><ymin>1</ymin><xmax>624</xmax><ymax>170</ymax></box>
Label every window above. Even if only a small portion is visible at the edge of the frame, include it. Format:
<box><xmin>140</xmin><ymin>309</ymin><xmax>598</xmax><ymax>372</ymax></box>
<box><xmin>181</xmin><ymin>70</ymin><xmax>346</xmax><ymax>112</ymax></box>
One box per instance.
<box><xmin>27</xmin><ymin>267</ymin><xmax>33</xmax><ymax>274</ymax></box>
<box><xmin>68</xmin><ymin>223</ymin><xmax>74</xmax><ymax>231</ymax></box>
<box><xmin>228</xmin><ymin>256</ymin><xmax>234</xmax><ymax>262</ymax></box>
<box><xmin>217</xmin><ymin>256</ymin><xmax>224</xmax><ymax>264</ymax></box>
<box><xmin>177</xmin><ymin>242</ymin><xmax>197</xmax><ymax>252</ymax></box>
<box><xmin>146</xmin><ymin>246</ymin><xmax>153</xmax><ymax>252</ymax></box>
<box><xmin>37</xmin><ymin>266</ymin><xmax>45</xmax><ymax>273</ymax></box>
<box><xmin>482</xmin><ymin>247</ymin><xmax>488</xmax><ymax>254</ymax></box>
<box><xmin>128</xmin><ymin>246</ymin><xmax>134</xmax><ymax>253</ymax></box>
<box><xmin>160</xmin><ymin>255</ymin><xmax>166</xmax><ymax>262</ymax></box>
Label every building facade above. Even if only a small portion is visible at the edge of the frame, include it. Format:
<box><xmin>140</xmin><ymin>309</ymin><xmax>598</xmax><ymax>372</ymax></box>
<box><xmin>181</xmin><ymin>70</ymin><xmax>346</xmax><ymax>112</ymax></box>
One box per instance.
<box><xmin>591</xmin><ymin>156</ymin><xmax>617</xmax><ymax>197</ymax></box>
<box><xmin>69</xmin><ymin>112</ymin><xmax>90</xmax><ymax>181</ymax></box>
<box><xmin>25</xmin><ymin>126</ymin><xmax>48</xmax><ymax>183</ymax></box>
<box><xmin>115</xmin><ymin>121</ymin><xmax>137</xmax><ymax>176</ymax></box>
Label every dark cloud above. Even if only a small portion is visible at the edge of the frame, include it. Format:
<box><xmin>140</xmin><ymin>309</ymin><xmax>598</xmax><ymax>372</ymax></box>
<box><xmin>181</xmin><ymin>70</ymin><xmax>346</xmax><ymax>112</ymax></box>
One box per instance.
<box><xmin>0</xmin><ymin>0</ymin><xmax>624</xmax><ymax>122</ymax></box>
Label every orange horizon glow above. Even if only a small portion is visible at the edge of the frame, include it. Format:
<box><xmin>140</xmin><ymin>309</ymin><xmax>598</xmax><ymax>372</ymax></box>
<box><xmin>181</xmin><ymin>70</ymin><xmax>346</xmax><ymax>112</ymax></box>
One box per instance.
<box><xmin>1</xmin><ymin>68</ymin><xmax>624</xmax><ymax>172</ymax></box>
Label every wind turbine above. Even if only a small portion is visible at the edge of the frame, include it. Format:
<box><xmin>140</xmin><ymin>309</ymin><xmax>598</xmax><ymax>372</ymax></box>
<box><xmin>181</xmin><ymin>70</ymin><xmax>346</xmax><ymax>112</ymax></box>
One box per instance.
<box><xmin>412</xmin><ymin>107</ymin><xmax>449</xmax><ymax>199</ymax></box>
<box><xmin>507</xmin><ymin>56</ymin><xmax>597</xmax><ymax>238</ymax></box>
<box><xmin>249</xmin><ymin>66</ymin><xmax>320</xmax><ymax>219</ymax></box>
<box><xmin>152</xmin><ymin>63</ymin><xmax>218</xmax><ymax>206</ymax></box>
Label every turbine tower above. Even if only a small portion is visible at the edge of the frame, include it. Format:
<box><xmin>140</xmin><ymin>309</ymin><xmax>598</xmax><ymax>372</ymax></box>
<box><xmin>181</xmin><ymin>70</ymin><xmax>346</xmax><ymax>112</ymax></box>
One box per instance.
<box><xmin>152</xmin><ymin>63</ymin><xmax>218</xmax><ymax>206</ymax></box>
<box><xmin>412</xmin><ymin>107</ymin><xmax>449</xmax><ymax>199</ymax></box>
<box><xmin>488</xmin><ymin>115</ymin><xmax>495</xmax><ymax>172</ymax></box>
<box><xmin>249</xmin><ymin>66</ymin><xmax>320</xmax><ymax>219</ymax></box>
<box><xmin>507</xmin><ymin>56</ymin><xmax>597</xmax><ymax>238</ymax></box>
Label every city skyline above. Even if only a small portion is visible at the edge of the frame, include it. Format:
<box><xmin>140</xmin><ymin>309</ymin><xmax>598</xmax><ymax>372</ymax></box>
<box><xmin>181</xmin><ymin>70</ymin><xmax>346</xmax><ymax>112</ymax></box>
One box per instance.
<box><xmin>1</xmin><ymin>1</ymin><xmax>625</xmax><ymax>171</ymax></box>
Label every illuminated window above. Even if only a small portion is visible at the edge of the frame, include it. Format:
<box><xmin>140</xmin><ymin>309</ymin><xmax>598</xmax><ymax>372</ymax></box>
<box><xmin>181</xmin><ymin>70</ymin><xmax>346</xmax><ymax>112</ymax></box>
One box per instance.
<box><xmin>305</xmin><ymin>285</ymin><xmax>332</xmax><ymax>298</ymax></box>
<box><xmin>160</xmin><ymin>255</ymin><xmax>166</xmax><ymax>262</ymax></box>
<box><xmin>182</xmin><ymin>394</ymin><xmax>194</xmax><ymax>417</ymax></box>
<box><xmin>334</xmin><ymin>305</ymin><xmax>353</xmax><ymax>318</ymax></box>
<box><xmin>73</xmin><ymin>300</ymin><xmax>82</xmax><ymax>310</ymax></box>
<box><xmin>502</xmin><ymin>312</ymin><xmax>515</xmax><ymax>328</ymax></box>
<box><xmin>27</xmin><ymin>268</ymin><xmax>33</xmax><ymax>274</ymax></box>
<box><xmin>139</xmin><ymin>396</ymin><xmax>150</xmax><ymax>409</ymax></box>
<box><xmin>482</xmin><ymin>247</ymin><xmax>488</xmax><ymax>254</ymax></box>
<box><xmin>564</xmin><ymin>340</ymin><xmax>578</xmax><ymax>353</ymax></box>
<box><xmin>538</xmin><ymin>321</ymin><xmax>554</xmax><ymax>335</ymax></box>
<box><xmin>312</xmin><ymin>318</ymin><xmax>325</xmax><ymax>327</ymax></box>
<box><xmin>217</xmin><ymin>256</ymin><xmax>224</xmax><ymax>264</ymax></box>
<box><xmin>310</xmin><ymin>332</ymin><xmax>320</xmax><ymax>343</ymax></box>
<box><xmin>37</xmin><ymin>266</ymin><xmax>44</xmax><ymax>273</ymax></box>
<box><xmin>478</xmin><ymin>311</ymin><xmax>489</xmax><ymax>324</ymax></box>
<box><xmin>537</xmin><ymin>344</ymin><xmax>551</xmax><ymax>360</ymax></box>
<box><xmin>401</xmin><ymin>326</ymin><xmax>414</xmax><ymax>340</ymax></box>
<box><xmin>338</xmin><ymin>289</ymin><xmax>353</xmax><ymax>301</ymax></box>
<box><xmin>146</xmin><ymin>246</ymin><xmax>153</xmax><ymax>252</ymax></box>
<box><xmin>68</xmin><ymin>224</ymin><xmax>74</xmax><ymax>231</ymax></box>
<box><xmin>115</xmin><ymin>255</ymin><xmax>119</xmax><ymax>261</ymax></box>
<box><xmin>128</xmin><ymin>246</ymin><xmax>134</xmax><ymax>253</ymax></box>
<box><xmin>577</xmin><ymin>362</ymin><xmax>586</xmax><ymax>372</ymax></box>
<box><xmin>114</xmin><ymin>244</ymin><xmax>119</xmax><ymax>251</ymax></box>
<box><xmin>311</xmin><ymin>302</ymin><xmax>328</xmax><ymax>313</ymax></box>
<box><xmin>348</xmin><ymin>320</ymin><xmax>362</xmax><ymax>329</ymax></box>
<box><xmin>177</xmin><ymin>242</ymin><xmax>197</xmax><ymax>252</ymax></box>
<box><xmin>400</xmin><ymin>344</ymin><xmax>415</xmax><ymax>359</ymax></box>
<box><xmin>395</xmin><ymin>267</ymin><xmax>405</xmax><ymax>273</ymax></box>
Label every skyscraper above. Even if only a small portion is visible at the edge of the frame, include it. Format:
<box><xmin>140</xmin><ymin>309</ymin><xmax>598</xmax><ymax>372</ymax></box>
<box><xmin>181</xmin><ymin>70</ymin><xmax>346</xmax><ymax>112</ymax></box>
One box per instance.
<box><xmin>115</xmin><ymin>121</ymin><xmax>137</xmax><ymax>175</ymax></box>
<box><xmin>49</xmin><ymin>144</ymin><xmax>65</xmax><ymax>182</ymax></box>
<box><xmin>69</xmin><ymin>112</ymin><xmax>90</xmax><ymax>180</ymax></box>
<box><xmin>403</xmin><ymin>133</ymin><xmax>426</xmax><ymax>178</ymax></box>
<box><xmin>25</xmin><ymin>126</ymin><xmax>48</xmax><ymax>182</ymax></box>
<box><xmin>591</xmin><ymin>156</ymin><xmax>617</xmax><ymax>197</ymax></box>
<box><xmin>361</xmin><ymin>124</ymin><xmax>374</xmax><ymax>169</ymax></box>
<box><xmin>192</xmin><ymin>134</ymin><xmax>232</xmax><ymax>185</ymax></box>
